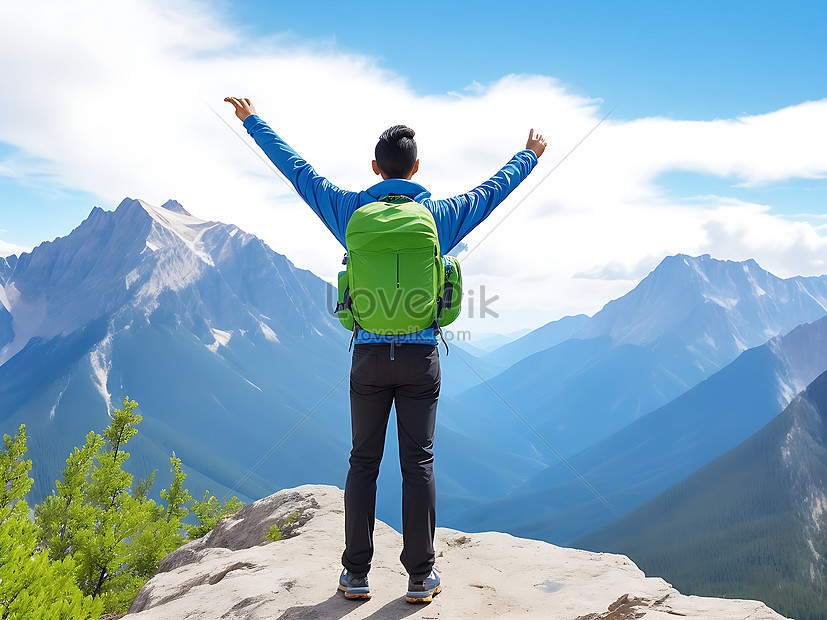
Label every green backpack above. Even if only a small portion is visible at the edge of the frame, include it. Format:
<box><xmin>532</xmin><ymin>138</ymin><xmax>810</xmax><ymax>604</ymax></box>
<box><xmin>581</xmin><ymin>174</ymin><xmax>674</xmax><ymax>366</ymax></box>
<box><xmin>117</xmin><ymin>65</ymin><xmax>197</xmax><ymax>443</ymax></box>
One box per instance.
<box><xmin>335</xmin><ymin>195</ymin><xmax>462</xmax><ymax>341</ymax></box>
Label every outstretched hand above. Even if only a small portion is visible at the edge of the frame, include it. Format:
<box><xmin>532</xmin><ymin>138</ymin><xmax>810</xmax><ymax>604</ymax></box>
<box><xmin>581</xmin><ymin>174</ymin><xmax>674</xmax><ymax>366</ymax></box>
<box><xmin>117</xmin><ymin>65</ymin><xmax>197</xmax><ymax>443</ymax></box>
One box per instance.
<box><xmin>526</xmin><ymin>129</ymin><xmax>548</xmax><ymax>158</ymax></box>
<box><xmin>224</xmin><ymin>97</ymin><xmax>257</xmax><ymax>122</ymax></box>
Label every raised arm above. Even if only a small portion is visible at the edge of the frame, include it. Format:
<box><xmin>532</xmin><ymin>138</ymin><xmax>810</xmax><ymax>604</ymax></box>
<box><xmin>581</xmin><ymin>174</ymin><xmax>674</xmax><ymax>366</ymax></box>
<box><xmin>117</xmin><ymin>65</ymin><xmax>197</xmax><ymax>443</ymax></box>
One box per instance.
<box><xmin>429</xmin><ymin>129</ymin><xmax>547</xmax><ymax>253</ymax></box>
<box><xmin>224</xmin><ymin>97</ymin><xmax>359</xmax><ymax>247</ymax></box>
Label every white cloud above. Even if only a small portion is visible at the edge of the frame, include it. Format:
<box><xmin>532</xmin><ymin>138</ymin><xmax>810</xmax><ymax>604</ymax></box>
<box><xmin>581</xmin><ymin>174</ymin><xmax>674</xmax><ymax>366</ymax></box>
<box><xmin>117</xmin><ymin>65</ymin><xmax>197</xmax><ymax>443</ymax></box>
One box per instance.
<box><xmin>1</xmin><ymin>0</ymin><xmax>826</xmax><ymax>332</ymax></box>
<box><xmin>0</xmin><ymin>239</ymin><xmax>28</xmax><ymax>257</ymax></box>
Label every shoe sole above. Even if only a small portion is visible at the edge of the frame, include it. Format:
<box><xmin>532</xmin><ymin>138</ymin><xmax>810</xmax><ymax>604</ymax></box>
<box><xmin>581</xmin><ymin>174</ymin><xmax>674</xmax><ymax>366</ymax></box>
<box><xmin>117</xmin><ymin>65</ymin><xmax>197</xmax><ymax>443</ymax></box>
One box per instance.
<box><xmin>405</xmin><ymin>584</ymin><xmax>441</xmax><ymax>604</ymax></box>
<box><xmin>338</xmin><ymin>584</ymin><xmax>371</xmax><ymax>600</ymax></box>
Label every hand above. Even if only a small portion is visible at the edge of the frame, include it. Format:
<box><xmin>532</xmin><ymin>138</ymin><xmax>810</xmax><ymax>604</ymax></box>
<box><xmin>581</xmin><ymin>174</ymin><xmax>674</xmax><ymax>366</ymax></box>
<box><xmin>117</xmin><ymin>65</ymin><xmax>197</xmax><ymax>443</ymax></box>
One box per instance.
<box><xmin>224</xmin><ymin>97</ymin><xmax>257</xmax><ymax>122</ymax></box>
<box><xmin>526</xmin><ymin>129</ymin><xmax>547</xmax><ymax>158</ymax></box>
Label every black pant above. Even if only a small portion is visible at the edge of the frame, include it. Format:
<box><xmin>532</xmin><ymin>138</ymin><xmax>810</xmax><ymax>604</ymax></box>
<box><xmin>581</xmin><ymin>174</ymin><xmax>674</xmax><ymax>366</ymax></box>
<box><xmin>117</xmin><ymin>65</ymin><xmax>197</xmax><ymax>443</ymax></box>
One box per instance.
<box><xmin>342</xmin><ymin>343</ymin><xmax>440</xmax><ymax>581</ymax></box>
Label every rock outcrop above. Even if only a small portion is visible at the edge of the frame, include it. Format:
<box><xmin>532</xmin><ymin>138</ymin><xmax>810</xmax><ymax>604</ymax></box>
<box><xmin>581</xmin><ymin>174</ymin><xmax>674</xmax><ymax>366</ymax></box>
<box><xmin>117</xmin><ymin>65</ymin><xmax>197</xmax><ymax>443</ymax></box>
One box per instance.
<box><xmin>127</xmin><ymin>485</ymin><xmax>788</xmax><ymax>619</ymax></box>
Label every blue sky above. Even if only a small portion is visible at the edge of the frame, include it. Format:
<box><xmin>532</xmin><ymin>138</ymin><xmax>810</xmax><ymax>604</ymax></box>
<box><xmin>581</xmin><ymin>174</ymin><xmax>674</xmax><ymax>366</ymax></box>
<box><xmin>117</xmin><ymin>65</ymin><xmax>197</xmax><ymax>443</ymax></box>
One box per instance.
<box><xmin>223</xmin><ymin>0</ymin><xmax>826</xmax><ymax>119</ymax></box>
<box><xmin>0</xmin><ymin>0</ymin><xmax>825</xmax><ymax>329</ymax></box>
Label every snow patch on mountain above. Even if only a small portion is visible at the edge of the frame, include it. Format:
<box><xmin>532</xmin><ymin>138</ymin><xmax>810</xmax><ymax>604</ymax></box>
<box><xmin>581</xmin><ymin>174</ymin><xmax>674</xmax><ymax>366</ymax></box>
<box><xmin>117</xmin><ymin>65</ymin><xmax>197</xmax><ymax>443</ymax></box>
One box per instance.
<box><xmin>243</xmin><ymin>377</ymin><xmax>263</xmax><ymax>392</ymax></box>
<box><xmin>125</xmin><ymin>268</ymin><xmax>141</xmax><ymax>290</ymax></box>
<box><xmin>134</xmin><ymin>246</ymin><xmax>204</xmax><ymax>309</ymax></box>
<box><xmin>90</xmin><ymin>333</ymin><xmax>113</xmax><ymax>415</ymax></box>
<box><xmin>259</xmin><ymin>321</ymin><xmax>279</xmax><ymax>343</ymax></box>
<box><xmin>139</xmin><ymin>199</ymin><xmax>218</xmax><ymax>267</ymax></box>
<box><xmin>207</xmin><ymin>328</ymin><xmax>232</xmax><ymax>353</ymax></box>
<box><xmin>811</xmin><ymin>494</ymin><xmax>826</xmax><ymax>534</ymax></box>
<box><xmin>743</xmin><ymin>263</ymin><xmax>768</xmax><ymax>294</ymax></box>
<box><xmin>704</xmin><ymin>294</ymin><xmax>738</xmax><ymax>310</ymax></box>
<box><xmin>0</xmin><ymin>281</ymin><xmax>47</xmax><ymax>365</ymax></box>
<box><xmin>776</xmin><ymin>373</ymin><xmax>801</xmax><ymax>409</ymax></box>
<box><xmin>0</xmin><ymin>283</ymin><xmax>10</xmax><ymax>312</ymax></box>
<box><xmin>797</xmin><ymin>283</ymin><xmax>827</xmax><ymax>313</ymax></box>
<box><xmin>687</xmin><ymin>255</ymin><xmax>710</xmax><ymax>282</ymax></box>
<box><xmin>50</xmin><ymin>377</ymin><xmax>71</xmax><ymax>421</ymax></box>
<box><xmin>699</xmin><ymin>333</ymin><xmax>716</xmax><ymax>349</ymax></box>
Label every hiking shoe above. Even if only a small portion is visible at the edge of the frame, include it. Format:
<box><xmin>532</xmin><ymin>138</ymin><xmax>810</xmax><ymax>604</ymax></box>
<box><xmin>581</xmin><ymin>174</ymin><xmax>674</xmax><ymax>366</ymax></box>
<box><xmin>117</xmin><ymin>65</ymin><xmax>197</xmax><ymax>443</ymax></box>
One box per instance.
<box><xmin>405</xmin><ymin>568</ymin><xmax>441</xmax><ymax>603</ymax></box>
<box><xmin>338</xmin><ymin>569</ymin><xmax>371</xmax><ymax>599</ymax></box>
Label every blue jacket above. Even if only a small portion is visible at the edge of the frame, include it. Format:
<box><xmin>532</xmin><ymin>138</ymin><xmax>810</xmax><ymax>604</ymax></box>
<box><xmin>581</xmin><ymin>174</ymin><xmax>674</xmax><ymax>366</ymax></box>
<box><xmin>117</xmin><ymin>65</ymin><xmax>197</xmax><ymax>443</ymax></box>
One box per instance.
<box><xmin>244</xmin><ymin>114</ymin><xmax>538</xmax><ymax>345</ymax></box>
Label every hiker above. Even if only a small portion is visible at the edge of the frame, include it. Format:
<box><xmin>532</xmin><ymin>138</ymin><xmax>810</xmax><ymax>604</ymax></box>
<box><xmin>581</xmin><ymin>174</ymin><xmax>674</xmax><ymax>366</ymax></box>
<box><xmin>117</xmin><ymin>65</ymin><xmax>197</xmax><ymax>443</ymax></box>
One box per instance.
<box><xmin>224</xmin><ymin>96</ymin><xmax>546</xmax><ymax>603</ymax></box>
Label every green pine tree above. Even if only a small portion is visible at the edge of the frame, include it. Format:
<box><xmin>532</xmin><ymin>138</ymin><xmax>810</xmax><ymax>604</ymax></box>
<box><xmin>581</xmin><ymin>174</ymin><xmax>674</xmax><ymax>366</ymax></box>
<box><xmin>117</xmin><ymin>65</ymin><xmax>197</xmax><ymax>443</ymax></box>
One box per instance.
<box><xmin>0</xmin><ymin>425</ymin><xmax>33</xmax><ymax>523</ymax></box>
<box><xmin>0</xmin><ymin>425</ymin><xmax>102</xmax><ymax>620</ymax></box>
<box><xmin>36</xmin><ymin>431</ymin><xmax>103</xmax><ymax>561</ymax></box>
<box><xmin>77</xmin><ymin>398</ymin><xmax>148</xmax><ymax>600</ymax></box>
<box><xmin>128</xmin><ymin>452</ymin><xmax>193</xmax><ymax>582</ymax></box>
<box><xmin>161</xmin><ymin>452</ymin><xmax>192</xmax><ymax>524</ymax></box>
<box><xmin>33</xmin><ymin>397</ymin><xmax>246</xmax><ymax>613</ymax></box>
<box><xmin>132</xmin><ymin>468</ymin><xmax>158</xmax><ymax>504</ymax></box>
<box><xmin>185</xmin><ymin>491</ymin><xmax>245</xmax><ymax>539</ymax></box>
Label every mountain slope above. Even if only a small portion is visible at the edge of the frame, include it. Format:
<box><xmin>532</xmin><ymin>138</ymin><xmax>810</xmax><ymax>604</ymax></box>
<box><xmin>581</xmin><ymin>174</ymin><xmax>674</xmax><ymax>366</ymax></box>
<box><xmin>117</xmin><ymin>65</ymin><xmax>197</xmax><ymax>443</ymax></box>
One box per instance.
<box><xmin>0</xmin><ymin>198</ymin><xmax>540</xmax><ymax>529</ymax></box>
<box><xmin>576</xmin><ymin>368</ymin><xmax>827</xmax><ymax>620</ymax></box>
<box><xmin>448</xmin><ymin>254</ymin><xmax>827</xmax><ymax>461</ymax></box>
<box><xmin>483</xmin><ymin>314</ymin><xmax>589</xmax><ymax>367</ymax></box>
<box><xmin>448</xmin><ymin>314</ymin><xmax>827</xmax><ymax>542</ymax></box>
<box><xmin>0</xmin><ymin>198</ymin><xmax>351</xmax><ymax>505</ymax></box>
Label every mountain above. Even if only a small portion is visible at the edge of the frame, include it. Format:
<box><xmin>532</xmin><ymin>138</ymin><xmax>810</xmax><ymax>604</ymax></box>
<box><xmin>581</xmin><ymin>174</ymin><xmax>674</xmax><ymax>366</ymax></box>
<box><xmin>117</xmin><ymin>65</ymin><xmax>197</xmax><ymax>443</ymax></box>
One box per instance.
<box><xmin>125</xmin><ymin>484</ymin><xmax>788</xmax><ymax>620</ymax></box>
<box><xmin>448</xmin><ymin>314</ymin><xmax>827</xmax><ymax>543</ymax></box>
<box><xmin>0</xmin><ymin>198</ymin><xmax>539</xmax><ymax>529</ymax></box>
<box><xmin>466</xmin><ymin>327</ymin><xmax>535</xmax><ymax>354</ymax></box>
<box><xmin>0</xmin><ymin>254</ymin><xmax>18</xmax><ymax>349</ymax></box>
<box><xmin>576</xmin><ymin>368</ymin><xmax>827</xmax><ymax>620</ymax></box>
<box><xmin>0</xmin><ymin>198</ymin><xmax>352</xmax><ymax>504</ymax></box>
<box><xmin>483</xmin><ymin>313</ymin><xmax>589</xmax><ymax>367</ymax></box>
<box><xmin>444</xmin><ymin>254</ymin><xmax>827</xmax><ymax>462</ymax></box>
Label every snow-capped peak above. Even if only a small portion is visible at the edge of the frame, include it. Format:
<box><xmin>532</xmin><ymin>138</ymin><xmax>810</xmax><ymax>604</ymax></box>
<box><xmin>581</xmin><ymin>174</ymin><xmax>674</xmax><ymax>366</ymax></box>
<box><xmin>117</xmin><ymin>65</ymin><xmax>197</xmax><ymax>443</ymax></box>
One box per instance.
<box><xmin>578</xmin><ymin>253</ymin><xmax>827</xmax><ymax>374</ymax></box>
<box><xmin>138</xmin><ymin>199</ymin><xmax>218</xmax><ymax>267</ymax></box>
<box><xmin>0</xmin><ymin>196</ymin><xmax>342</xmax><ymax>368</ymax></box>
<box><xmin>160</xmin><ymin>199</ymin><xmax>190</xmax><ymax>215</ymax></box>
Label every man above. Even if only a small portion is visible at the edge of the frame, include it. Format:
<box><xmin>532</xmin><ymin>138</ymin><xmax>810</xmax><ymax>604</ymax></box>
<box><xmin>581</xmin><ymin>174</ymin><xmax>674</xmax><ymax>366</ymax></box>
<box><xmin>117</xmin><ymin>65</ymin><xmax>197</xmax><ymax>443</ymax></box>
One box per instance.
<box><xmin>225</xmin><ymin>96</ymin><xmax>546</xmax><ymax>603</ymax></box>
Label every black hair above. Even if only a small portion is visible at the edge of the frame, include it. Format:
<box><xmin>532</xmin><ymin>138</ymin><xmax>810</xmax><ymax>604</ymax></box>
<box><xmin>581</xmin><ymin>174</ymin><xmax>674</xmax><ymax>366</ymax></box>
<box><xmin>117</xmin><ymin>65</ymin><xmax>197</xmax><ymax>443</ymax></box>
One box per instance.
<box><xmin>375</xmin><ymin>125</ymin><xmax>417</xmax><ymax>178</ymax></box>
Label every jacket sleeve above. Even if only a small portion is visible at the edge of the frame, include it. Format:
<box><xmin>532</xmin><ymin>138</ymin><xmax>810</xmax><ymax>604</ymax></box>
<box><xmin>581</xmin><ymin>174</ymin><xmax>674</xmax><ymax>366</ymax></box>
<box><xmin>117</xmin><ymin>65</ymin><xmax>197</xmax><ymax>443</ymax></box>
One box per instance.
<box><xmin>242</xmin><ymin>114</ymin><xmax>360</xmax><ymax>246</ymax></box>
<box><xmin>428</xmin><ymin>150</ymin><xmax>539</xmax><ymax>253</ymax></box>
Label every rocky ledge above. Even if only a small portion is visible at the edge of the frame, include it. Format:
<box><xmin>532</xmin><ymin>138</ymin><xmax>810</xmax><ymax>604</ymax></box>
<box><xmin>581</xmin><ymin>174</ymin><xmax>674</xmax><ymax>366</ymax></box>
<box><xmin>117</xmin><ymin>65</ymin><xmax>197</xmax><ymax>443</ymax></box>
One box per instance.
<box><xmin>127</xmin><ymin>485</ymin><xmax>787</xmax><ymax>619</ymax></box>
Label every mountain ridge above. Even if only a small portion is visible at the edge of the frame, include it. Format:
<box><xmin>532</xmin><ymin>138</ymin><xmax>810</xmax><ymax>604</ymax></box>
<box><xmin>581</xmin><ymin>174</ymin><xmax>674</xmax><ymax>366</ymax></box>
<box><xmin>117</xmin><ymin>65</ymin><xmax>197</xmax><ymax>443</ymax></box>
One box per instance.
<box><xmin>576</xmin><ymin>368</ymin><xmax>827</xmax><ymax>620</ymax></box>
<box><xmin>444</xmin><ymin>253</ymin><xmax>827</xmax><ymax>471</ymax></box>
<box><xmin>448</xmin><ymin>313</ymin><xmax>827</xmax><ymax>544</ymax></box>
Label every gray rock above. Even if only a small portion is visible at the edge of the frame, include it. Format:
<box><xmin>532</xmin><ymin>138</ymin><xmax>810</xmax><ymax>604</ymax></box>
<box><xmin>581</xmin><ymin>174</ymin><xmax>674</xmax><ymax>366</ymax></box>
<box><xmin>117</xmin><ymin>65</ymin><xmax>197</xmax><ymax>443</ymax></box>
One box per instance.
<box><xmin>127</xmin><ymin>484</ymin><xmax>788</xmax><ymax>619</ymax></box>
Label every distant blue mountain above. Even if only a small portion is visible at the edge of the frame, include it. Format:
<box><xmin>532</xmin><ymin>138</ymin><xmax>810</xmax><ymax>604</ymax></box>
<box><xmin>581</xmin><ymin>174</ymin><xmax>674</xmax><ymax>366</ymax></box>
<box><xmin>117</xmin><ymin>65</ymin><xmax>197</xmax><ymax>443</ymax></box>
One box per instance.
<box><xmin>465</xmin><ymin>327</ymin><xmax>534</xmax><ymax>354</ymax></box>
<box><xmin>0</xmin><ymin>306</ymin><xmax>12</xmax><ymax>350</ymax></box>
<box><xmin>483</xmin><ymin>314</ymin><xmax>590</xmax><ymax>368</ymax></box>
<box><xmin>577</xmin><ymin>368</ymin><xmax>827</xmax><ymax>620</ymax></box>
<box><xmin>449</xmin><ymin>314</ymin><xmax>827</xmax><ymax>543</ymax></box>
<box><xmin>0</xmin><ymin>255</ymin><xmax>17</xmax><ymax>350</ymax></box>
<box><xmin>444</xmin><ymin>254</ymin><xmax>827</xmax><ymax>463</ymax></box>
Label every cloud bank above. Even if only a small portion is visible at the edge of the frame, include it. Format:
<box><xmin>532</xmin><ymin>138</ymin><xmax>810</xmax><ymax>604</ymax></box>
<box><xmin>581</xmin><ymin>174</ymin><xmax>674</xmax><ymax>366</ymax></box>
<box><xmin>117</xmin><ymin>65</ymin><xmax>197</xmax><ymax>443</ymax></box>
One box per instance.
<box><xmin>1</xmin><ymin>0</ymin><xmax>825</xmax><ymax>332</ymax></box>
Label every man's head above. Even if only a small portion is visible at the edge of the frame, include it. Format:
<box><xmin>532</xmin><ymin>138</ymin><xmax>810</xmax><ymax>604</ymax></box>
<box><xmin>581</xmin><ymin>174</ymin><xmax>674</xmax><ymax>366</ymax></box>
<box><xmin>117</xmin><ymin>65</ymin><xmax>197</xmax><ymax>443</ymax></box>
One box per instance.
<box><xmin>373</xmin><ymin>125</ymin><xmax>419</xmax><ymax>180</ymax></box>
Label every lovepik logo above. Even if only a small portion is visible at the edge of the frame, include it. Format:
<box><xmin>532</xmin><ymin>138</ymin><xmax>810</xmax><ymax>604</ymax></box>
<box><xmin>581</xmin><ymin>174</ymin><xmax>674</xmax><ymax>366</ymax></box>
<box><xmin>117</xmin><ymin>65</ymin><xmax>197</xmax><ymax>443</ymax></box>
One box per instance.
<box><xmin>326</xmin><ymin>285</ymin><xmax>499</xmax><ymax>320</ymax></box>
